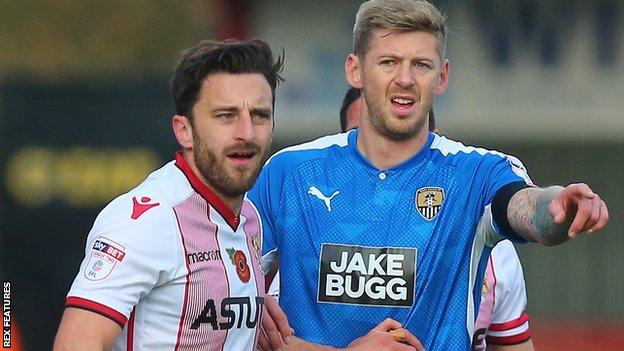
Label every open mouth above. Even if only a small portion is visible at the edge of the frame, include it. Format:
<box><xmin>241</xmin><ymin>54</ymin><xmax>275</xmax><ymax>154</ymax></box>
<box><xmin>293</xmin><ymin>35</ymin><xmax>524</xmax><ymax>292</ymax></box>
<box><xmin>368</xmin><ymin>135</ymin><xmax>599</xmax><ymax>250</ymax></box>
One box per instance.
<box><xmin>225</xmin><ymin>146</ymin><xmax>260</xmax><ymax>168</ymax></box>
<box><xmin>390</xmin><ymin>96</ymin><xmax>416</xmax><ymax>114</ymax></box>
<box><xmin>227</xmin><ymin>150</ymin><xmax>256</xmax><ymax>161</ymax></box>
<box><xmin>392</xmin><ymin>97</ymin><xmax>414</xmax><ymax>108</ymax></box>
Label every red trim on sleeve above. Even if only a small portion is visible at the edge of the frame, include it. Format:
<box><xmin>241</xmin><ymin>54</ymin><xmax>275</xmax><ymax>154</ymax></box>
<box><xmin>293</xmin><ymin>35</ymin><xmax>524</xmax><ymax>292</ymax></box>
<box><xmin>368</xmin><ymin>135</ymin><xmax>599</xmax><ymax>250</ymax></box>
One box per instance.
<box><xmin>66</xmin><ymin>296</ymin><xmax>127</xmax><ymax>328</ymax></box>
<box><xmin>487</xmin><ymin>329</ymin><xmax>532</xmax><ymax>345</ymax></box>
<box><xmin>127</xmin><ymin>307</ymin><xmax>136</xmax><ymax>351</ymax></box>
<box><xmin>489</xmin><ymin>311</ymin><xmax>530</xmax><ymax>331</ymax></box>
<box><xmin>174</xmin><ymin>151</ymin><xmax>240</xmax><ymax>230</ymax></box>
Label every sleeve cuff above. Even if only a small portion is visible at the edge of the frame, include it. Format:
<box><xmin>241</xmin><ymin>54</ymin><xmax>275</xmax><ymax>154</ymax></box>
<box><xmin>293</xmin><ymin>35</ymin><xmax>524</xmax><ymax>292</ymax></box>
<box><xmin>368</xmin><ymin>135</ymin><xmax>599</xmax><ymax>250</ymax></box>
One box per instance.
<box><xmin>491</xmin><ymin>181</ymin><xmax>532</xmax><ymax>243</ymax></box>
<box><xmin>66</xmin><ymin>296</ymin><xmax>127</xmax><ymax>328</ymax></box>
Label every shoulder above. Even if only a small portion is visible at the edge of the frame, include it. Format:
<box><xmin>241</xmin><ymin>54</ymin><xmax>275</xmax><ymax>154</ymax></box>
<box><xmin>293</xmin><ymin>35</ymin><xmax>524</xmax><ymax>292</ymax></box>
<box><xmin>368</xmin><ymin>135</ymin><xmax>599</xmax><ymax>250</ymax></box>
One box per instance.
<box><xmin>430</xmin><ymin>134</ymin><xmax>531</xmax><ymax>181</ymax></box>
<box><xmin>92</xmin><ymin>161</ymin><xmax>193</xmax><ymax>243</ymax></box>
<box><xmin>265</xmin><ymin>131</ymin><xmax>352</xmax><ymax>170</ymax></box>
<box><xmin>430</xmin><ymin>134</ymin><xmax>517</xmax><ymax>162</ymax></box>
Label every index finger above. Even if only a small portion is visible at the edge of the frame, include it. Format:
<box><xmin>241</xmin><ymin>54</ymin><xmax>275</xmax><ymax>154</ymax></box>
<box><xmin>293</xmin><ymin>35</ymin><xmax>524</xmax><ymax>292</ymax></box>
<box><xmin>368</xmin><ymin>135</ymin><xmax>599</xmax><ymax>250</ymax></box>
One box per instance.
<box><xmin>566</xmin><ymin>183</ymin><xmax>595</xmax><ymax>200</ymax></box>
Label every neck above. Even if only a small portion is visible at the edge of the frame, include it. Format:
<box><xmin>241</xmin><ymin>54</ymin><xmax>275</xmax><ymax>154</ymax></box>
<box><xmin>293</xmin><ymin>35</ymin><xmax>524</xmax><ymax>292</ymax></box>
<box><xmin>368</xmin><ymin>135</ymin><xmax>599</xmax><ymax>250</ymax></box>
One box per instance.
<box><xmin>356</xmin><ymin>121</ymin><xmax>429</xmax><ymax>170</ymax></box>
<box><xmin>182</xmin><ymin>150</ymin><xmax>244</xmax><ymax>215</ymax></box>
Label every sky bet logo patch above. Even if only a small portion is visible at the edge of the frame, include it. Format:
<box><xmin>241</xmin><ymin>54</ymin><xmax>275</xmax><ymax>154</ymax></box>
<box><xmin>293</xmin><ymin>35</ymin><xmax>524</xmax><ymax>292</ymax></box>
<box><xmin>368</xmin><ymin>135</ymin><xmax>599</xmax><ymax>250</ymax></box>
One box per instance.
<box><xmin>317</xmin><ymin>243</ymin><xmax>416</xmax><ymax>307</ymax></box>
<box><xmin>83</xmin><ymin>236</ymin><xmax>126</xmax><ymax>281</ymax></box>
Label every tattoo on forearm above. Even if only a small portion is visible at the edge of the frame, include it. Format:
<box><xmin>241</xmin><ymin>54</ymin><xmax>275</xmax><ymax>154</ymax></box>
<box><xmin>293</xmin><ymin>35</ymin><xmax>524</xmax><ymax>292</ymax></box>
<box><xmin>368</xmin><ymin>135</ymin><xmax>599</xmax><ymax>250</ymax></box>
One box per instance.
<box><xmin>508</xmin><ymin>186</ymin><xmax>570</xmax><ymax>246</ymax></box>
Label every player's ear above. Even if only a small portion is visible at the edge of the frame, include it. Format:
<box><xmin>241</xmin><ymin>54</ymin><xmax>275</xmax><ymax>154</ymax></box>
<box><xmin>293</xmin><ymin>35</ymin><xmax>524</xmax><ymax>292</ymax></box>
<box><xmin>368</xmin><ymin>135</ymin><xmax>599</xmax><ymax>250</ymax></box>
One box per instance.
<box><xmin>436</xmin><ymin>58</ymin><xmax>450</xmax><ymax>95</ymax></box>
<box><xmin>346</xmin><ymin>53</ymin><xmax>363</xmax><ymax>89</ymax></box>
<box><xmin>172</xmin><ymin>114</ymin><xmax>194</xmax><ymax>149</ymax></box>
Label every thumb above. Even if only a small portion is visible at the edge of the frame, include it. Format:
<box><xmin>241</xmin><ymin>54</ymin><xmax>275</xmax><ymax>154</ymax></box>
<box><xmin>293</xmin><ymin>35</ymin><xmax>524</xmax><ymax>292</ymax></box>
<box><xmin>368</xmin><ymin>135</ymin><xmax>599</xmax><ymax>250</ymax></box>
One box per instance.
<box><xmin>548</xmin><ymin>197</ymin><xmax>567</xmax><ymax>224</ymax></box>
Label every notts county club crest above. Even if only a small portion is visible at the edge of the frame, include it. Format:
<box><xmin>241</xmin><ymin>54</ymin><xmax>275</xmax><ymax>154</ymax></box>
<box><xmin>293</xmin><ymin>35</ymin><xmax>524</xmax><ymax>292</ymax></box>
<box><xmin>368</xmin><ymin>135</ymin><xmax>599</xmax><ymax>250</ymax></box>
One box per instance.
<box><xmin>415</xmin><ymin>187</ymin><xmax>445</xmax><ymax>220</ymax></box>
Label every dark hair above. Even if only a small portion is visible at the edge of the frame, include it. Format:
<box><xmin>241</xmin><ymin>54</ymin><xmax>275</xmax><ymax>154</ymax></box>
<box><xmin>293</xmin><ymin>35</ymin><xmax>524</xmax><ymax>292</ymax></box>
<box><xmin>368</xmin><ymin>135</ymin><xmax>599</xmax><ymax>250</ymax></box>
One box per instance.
<box><xmin>339</xmin><ymin>87</ymin><xmax>436</xmax><ymax>132</ymax></box>
<box><xmin>340</xmin><ymin>87</ymin><xmax>362</xmax><ymax>132</ymax></box>
<box><xmin>171</xmin><ymin>39</ymin><xmax>284</xmax><ymax>121</ymax></box>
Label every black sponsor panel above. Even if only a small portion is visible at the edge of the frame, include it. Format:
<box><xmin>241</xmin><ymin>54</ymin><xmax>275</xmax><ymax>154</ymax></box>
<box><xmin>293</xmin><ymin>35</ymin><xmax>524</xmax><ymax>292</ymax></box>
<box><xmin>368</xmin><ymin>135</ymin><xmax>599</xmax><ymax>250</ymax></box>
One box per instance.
<box><xmin>318</xmin><ymin>243</ymin><xmax>416</xmax><ymax>307</ymax></box>
<box><xmin>191</xmin><ymin>296</ymin><xmax>264</xmax><ymax>330</ymax></box>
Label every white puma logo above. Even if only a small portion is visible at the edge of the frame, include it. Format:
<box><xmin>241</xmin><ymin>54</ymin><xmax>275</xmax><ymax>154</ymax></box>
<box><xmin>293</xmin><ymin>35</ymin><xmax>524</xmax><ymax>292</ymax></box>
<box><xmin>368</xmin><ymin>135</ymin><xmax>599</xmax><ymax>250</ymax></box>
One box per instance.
<box><xmin>308</xmin><ymin>186</ymin><xmax>340</xmax><ymax>212</ymax></box>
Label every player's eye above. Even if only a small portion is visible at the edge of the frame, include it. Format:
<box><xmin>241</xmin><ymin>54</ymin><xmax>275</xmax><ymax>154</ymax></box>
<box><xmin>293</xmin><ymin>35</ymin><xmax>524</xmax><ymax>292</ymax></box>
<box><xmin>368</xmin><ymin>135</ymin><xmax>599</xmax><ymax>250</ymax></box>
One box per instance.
<box><xmin>414</xmin><ymin>61</ymin><xmax>432</xmax><ymax>71</ymax></box>
<box><xmin>217</xmin><ymin>113</ymin><xmax>235</xmax><ymax>120</ymax></box>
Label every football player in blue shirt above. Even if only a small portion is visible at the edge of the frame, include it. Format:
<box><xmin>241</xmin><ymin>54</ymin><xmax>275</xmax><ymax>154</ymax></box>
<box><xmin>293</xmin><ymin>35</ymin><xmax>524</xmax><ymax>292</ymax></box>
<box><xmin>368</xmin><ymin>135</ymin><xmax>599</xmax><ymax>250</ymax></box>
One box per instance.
<box><xmin>253</xmin><ymin>1</ymin><xmax>609</xmax><ymax>350</ymax></box>
<box><xmin>338</xmin><ymin>87</ymin><xmax>536</xmax><ymax>351</ymax></box>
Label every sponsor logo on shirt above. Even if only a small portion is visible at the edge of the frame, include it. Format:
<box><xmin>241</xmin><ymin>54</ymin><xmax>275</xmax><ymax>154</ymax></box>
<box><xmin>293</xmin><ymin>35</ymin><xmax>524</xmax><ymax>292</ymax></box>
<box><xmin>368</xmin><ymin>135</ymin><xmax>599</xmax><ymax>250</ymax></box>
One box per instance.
<box><xmin>187</xmin><ymin>250</ymin><xmax>222</xmax><ymax>264</ymax></box>
<box><xmin>415</xmin><ymin>187</ymin><xmax>444</xmax><ymax>220</ymax></box>
<box><xmin>226</xmin><ymin>248</ymin><xmax>251</xmax><ymax>283</ymax></box>
<box><xmin>83</xmin><ymin>236</ymin><xmax>126</xmax><ymax>281</ymax></box>
<box><xmin>317</xmin><ymin>243</ymin><xmax>416</xmax><ymax>307</ymax></box>
<box><xmin>131</xmin><ymin>196</ymin><xmax>160</xmax><ymax>220</ymax></box>
<box><xmin>191</xmin><ymin>296</ymin><xmax>264</xmax><ymax>331</ymax></box>
<box><xmin>308</xmin><ymin>186</ymin><xmax>340</xmax><ymax>212</ymax></box>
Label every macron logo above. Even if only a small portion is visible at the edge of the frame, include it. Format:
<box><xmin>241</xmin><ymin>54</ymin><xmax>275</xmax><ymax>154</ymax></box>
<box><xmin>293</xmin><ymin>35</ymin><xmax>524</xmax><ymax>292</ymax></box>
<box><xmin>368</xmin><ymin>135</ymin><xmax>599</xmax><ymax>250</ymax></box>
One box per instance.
<box><xmin>131</xmin><ymin>196</ymin><xmax>160</xmax><ymax>220</ymax></box>
<box><xmin>308</xmin><ymin>186</ymin><xmax>340</xmax><ymax>212</ymax></box>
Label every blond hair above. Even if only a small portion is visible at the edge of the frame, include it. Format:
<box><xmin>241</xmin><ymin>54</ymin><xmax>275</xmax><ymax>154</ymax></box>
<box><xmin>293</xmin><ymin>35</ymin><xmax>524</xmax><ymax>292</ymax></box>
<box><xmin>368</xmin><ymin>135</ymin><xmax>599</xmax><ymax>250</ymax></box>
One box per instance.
<box><xmin>353</xmin><ymin>0</ymin><xmax>447</xmax><ymax>58</ymax></box>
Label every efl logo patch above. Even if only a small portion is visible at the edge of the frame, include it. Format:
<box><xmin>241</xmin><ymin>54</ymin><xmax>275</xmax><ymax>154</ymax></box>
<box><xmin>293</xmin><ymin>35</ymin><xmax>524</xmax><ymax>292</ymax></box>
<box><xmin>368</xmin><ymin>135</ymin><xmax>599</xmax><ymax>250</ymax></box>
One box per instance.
<box><xmin>84</xmin><ymin>236</ymin><xmax>126</xmax><ymax>281</ymax></box>
<box><xmin>415</xmin><ymin>187</ymin><xmax>444</xmax><ymax>220</ymax></box>
<box><xmin>317</xmin><ymin>243</ymin><xmax>416</xmax><ymax>307</ymax></box>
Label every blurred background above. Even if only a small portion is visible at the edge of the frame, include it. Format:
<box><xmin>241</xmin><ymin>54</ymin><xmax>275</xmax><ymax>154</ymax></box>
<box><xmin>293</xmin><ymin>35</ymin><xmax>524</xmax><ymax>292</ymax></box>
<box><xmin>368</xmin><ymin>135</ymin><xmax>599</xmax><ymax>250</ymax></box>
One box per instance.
<box><xmin>0</xmin><ymin>0</ymin><xmax>622</xmax><ymax>349</ymax></box>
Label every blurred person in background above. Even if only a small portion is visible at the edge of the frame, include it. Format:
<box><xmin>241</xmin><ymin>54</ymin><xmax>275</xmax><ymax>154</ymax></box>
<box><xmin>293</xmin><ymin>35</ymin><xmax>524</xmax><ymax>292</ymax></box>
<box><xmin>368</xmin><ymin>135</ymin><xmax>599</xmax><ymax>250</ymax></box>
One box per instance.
<box><xmin>252</xmin><ymin>0</ymin><xmax>608</xmax><ymax>350</ymax></box>
<box><xmin>53</xmin><ymin>38</ymin><xmax>284</xmax><ymax>351</ymax></box>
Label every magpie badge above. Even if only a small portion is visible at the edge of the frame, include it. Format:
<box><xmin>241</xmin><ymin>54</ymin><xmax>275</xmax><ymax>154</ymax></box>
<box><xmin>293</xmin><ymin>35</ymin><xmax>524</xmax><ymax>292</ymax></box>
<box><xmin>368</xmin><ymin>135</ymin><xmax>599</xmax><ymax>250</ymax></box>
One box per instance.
<box><xmin>415</xmin><ymin>187</ymin><xmax>444</xmax><ymax>220</ymax></box>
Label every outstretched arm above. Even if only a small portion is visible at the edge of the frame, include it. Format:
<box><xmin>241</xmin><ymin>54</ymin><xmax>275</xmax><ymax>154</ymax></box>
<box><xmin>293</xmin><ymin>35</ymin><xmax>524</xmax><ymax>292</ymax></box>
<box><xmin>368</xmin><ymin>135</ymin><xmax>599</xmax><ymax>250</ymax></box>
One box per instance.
<box><xmin>507</xmin><ymin>183</ymin><xmax>609</xmax><ymax>246</ymax></box>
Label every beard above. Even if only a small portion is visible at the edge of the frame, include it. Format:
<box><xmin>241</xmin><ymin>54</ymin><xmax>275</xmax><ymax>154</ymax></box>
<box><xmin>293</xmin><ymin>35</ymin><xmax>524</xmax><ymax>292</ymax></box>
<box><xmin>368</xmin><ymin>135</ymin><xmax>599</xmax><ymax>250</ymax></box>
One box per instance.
<box><xmin>364</xmin><ymin>91</ymin><xmax>431</xmax><ymax>141</ymax></box>
<box><xmin>193</xmin><ymin>135</ymin><xmax>268</xmax><ymax>198</ymax></box>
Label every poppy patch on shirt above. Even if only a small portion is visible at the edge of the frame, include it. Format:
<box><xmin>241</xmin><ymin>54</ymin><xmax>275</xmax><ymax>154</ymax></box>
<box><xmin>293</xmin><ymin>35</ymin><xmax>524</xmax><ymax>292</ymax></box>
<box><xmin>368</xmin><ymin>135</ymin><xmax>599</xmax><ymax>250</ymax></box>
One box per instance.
<box><xmin>226</xmin><ymin>247</ymin><xmax>251</xmax><ymax>283</ymax></box>
<box><xmin>83</xmin><ymin>236</ymin><xmax>126</xmax><ymax>281</ymax></box>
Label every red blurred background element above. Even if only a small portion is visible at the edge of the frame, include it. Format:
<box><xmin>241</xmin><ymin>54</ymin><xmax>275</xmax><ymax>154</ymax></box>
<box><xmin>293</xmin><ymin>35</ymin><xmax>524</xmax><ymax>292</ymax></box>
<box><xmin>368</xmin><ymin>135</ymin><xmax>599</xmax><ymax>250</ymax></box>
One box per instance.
<box><xmin>531</xmin><ymin>318</ymin><xmax>624</xmax><ymax>350</ymax></box>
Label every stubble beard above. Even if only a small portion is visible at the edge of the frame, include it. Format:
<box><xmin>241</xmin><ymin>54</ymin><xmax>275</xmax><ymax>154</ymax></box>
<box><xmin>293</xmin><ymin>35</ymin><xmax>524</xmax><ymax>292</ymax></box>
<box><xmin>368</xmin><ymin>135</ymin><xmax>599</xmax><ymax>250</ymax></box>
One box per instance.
<box><xmin>366</xmin><ymin>99</ymin><xmax>430</xmax><ymax>142</ymax></box>
<box><xmin>193</xmin><ymin>136</ymin><xmax>268</xmax><ymax>199</ymax></box>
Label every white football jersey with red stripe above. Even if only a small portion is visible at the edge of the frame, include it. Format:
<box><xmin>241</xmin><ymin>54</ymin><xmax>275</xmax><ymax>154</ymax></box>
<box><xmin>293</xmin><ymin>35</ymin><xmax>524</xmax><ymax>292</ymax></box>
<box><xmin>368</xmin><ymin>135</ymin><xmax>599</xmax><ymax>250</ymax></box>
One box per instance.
<box><xmin>66</xmin><ymin>152</ymin><xmax>265</xmax><ymax>351</ymax></box>
<box><xmin>473</xmin><ymin>240</ymin><xmax>531</xmax><ymax>349</ymax></box>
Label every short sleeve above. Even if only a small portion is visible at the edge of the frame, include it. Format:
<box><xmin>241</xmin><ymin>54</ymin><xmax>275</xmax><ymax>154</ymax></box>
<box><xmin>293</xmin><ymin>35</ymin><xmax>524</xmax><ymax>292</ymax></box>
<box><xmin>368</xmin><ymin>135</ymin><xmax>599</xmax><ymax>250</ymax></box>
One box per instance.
<box><xmin>485</xmin><ymin>154</ymin><xmax>532</xmax><ymax>205</ymax></box>
<box><xmin>66</xmin><ymin>195</ymin><xmax>178</xmax><ymax>327</ymax></box>
<box><xmin>486</xmin><ymin>241</ymin><xmax>532</xmax><ymax>345</ymax></box>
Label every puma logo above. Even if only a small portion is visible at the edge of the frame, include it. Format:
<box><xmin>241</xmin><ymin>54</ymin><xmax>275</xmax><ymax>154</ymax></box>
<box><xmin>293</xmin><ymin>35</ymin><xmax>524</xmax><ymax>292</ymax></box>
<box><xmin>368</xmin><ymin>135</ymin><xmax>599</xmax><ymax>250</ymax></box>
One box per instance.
<box><xmin>308</xmin><ymin>186</ymin><xmax>340</xmax><ymax>212</ymax></box>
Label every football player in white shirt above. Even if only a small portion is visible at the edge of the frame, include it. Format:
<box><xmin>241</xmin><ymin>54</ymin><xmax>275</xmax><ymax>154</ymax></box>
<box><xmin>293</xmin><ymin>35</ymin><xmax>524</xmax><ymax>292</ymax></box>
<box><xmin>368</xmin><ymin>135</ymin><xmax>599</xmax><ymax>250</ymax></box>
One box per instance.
<box><xmin>474</xmin><ymin>241</ymin><xmax>533</xmax><ymax>350</ymax></box>
<box><xmin>54</xmin><ymin>39</ymin><xmax>287</xmax><ymax>351</ymax></box>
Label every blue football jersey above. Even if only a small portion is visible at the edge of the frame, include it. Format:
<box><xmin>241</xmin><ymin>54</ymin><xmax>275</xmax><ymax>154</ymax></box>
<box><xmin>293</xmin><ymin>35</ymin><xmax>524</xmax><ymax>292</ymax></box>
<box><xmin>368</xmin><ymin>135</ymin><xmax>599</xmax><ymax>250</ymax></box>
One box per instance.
<box><xmin>248</xmin><ymin>130</ymin><xmax>532</xmax><ymax>350</ymax></box>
